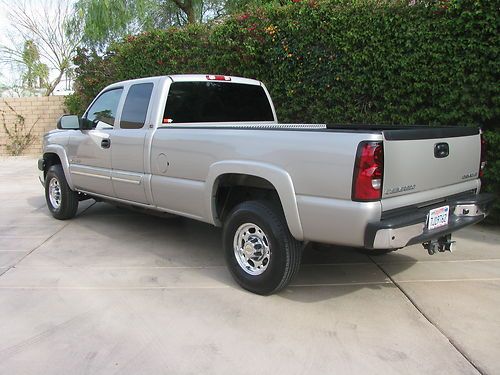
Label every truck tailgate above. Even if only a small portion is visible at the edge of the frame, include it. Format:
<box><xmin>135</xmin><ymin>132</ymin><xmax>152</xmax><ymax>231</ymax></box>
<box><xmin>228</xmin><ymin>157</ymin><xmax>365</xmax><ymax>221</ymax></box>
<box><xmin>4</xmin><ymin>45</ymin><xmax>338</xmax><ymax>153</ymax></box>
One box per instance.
<box><xmin>381</xmin><ymin>128</ymin><xmax>481</xmax><ymax>199</ymax></box>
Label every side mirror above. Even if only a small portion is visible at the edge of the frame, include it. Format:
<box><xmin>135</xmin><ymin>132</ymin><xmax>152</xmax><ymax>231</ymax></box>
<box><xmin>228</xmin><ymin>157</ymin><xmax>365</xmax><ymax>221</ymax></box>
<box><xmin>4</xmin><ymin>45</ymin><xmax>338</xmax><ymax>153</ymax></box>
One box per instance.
<box><xmin>57</xmin><ymin>115</ymin><xmax>81</xmax><ymax>130</ymax></box>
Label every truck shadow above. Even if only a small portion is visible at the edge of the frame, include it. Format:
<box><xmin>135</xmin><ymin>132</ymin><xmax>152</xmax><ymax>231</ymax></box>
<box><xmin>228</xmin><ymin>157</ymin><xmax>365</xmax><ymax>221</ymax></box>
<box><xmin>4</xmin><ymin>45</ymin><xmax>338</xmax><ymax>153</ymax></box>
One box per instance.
<box><xmin>65</xmin><ymin>202</ymin><xmax>419</xmax><ymax>302</ymax></box>
<box><xmin>281</xmin><ymin>243</ymin><xmax>418</xmax><ymax>303</ymax></box>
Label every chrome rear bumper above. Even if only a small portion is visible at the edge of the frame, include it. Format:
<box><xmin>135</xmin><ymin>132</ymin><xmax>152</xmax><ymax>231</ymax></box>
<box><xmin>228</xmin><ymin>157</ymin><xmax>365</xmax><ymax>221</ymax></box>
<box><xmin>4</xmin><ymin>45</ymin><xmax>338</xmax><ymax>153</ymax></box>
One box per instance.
<box><xmin>364</xmin><ymin>192</ymin><xmax>495</xmax><ymax>249</ymax></box>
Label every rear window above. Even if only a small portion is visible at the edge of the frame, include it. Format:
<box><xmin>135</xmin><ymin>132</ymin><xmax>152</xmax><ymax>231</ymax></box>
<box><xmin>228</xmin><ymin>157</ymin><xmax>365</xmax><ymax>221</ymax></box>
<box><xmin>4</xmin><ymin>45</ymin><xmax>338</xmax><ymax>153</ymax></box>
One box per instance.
<box><xmin>163</xmin><ymin>82</ymin><xmax>274</xmax><ymax>123</ymax></box>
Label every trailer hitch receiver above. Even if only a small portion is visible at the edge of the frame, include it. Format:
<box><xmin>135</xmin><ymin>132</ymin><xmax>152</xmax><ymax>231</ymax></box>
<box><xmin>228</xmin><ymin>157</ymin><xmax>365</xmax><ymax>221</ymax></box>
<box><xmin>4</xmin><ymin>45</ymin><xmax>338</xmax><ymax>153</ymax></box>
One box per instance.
<box><xmin>422</xmin><ymin>234</ymin><xmax>455</xmax><ymax>255</ymax></box>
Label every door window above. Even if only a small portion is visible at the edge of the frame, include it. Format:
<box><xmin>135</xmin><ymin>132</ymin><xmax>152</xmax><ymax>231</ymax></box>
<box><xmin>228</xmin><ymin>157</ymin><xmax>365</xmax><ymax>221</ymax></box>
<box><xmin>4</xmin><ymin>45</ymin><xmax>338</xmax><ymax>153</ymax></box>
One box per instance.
<box><xmin>86</xmin><ymin>88</ymin><xmax>123</xmax><ymax>127</ymax></box>
<box><xmin>120</xmin><ymin>83</ymin><xmax>154</xmax><ymax>129</ymax></box>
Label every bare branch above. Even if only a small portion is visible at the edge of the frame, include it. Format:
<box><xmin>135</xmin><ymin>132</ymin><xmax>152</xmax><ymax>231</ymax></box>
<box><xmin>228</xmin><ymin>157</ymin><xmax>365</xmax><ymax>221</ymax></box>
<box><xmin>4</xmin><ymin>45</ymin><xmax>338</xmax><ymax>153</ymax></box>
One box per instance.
<box><xmin>0</xmin><ymin>0</ymin><xmax>82</xmax><ymax>96</ymax></box>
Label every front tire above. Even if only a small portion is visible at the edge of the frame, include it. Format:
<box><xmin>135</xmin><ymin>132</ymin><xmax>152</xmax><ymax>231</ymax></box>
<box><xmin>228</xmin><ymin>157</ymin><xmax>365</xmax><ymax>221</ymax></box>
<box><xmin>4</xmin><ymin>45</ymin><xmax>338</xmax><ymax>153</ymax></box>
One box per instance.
<box><xmin>44</xmin><ymin>164</ymin><xmax>78</xmax><ymax>220</ymax></box>
<box><xmin>223</xmin><ymin>200</ymin><xmax>302</xmax><ymax>295</ymax></box>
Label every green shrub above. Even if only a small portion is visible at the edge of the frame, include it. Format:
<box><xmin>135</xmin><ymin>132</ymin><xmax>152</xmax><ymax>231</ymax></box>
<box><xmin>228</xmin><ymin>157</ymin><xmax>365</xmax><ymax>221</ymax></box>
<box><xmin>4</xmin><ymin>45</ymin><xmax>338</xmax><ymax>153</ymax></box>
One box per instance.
<box><xmin>65</xmin><ymin>47</ymin><xmax>119</xmax><ymax>115</ymax></box>
<box><xmin>64</xmin><ymin>93</ymin><xmax>83</xmax><ymax>115</ymax></box>
<box><xmin>482</xmin><ymin>130</ymin><xmax>500</xmax><ymax>225</ymax></box>
<box><xmin>69</xmin><ymin>0</ymin><xmax>499</xmax><ymax>223</ymax></box>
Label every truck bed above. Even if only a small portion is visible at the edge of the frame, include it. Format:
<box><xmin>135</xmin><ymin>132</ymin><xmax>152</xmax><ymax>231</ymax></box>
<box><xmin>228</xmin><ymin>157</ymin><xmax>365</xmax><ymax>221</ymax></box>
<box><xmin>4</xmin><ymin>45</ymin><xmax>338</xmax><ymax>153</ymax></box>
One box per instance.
<box><xmin>325</xmin><ymin>124</ymin><xmax>479</xmax><ymax>140</ymax></box>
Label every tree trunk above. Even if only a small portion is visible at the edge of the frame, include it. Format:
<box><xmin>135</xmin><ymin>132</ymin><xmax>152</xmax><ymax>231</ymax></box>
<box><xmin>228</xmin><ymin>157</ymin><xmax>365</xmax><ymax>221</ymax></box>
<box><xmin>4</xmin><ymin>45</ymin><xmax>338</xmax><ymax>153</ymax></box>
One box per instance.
<box><xmin>171</xmin><ymin>0</ymin><xmax>197</xmax><ymax>24</ymax></box>
<box><xmin>185</xmin><ymin>6</ymin><xmax>196</xmax><ymax>24</ymax></box>
<box><xmin>44</xmin><ymin>69</ymin><xmax>65</xmax><ymax>96</ymax></box>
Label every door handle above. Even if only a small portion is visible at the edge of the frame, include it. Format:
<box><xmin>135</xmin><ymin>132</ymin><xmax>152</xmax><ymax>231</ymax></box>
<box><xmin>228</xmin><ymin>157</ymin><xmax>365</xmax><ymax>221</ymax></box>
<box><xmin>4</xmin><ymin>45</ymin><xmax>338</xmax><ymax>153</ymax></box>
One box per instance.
<box><xmin>101</xmin><ymin>139</ymin><xmax>110</xmax><ymax>149</ymax></box>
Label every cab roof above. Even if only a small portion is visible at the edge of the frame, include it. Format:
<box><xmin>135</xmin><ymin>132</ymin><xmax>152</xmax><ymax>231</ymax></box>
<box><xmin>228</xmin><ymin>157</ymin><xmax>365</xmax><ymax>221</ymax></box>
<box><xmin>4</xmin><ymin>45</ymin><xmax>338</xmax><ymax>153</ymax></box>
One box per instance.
<box><xmin>103</xmin><ymin>74</ymin><xmax>262</xmax><ymax>91</ymax></box>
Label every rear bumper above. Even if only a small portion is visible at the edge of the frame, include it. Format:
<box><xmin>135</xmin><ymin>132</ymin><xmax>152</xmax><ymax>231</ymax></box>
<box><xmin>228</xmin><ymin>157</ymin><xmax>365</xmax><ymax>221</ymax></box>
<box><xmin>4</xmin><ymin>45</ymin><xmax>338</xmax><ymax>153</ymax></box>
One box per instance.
<box><xmin>364</xmin><ymin>192</ymin><xmax>495</xmax><ymax>249</ymax></box>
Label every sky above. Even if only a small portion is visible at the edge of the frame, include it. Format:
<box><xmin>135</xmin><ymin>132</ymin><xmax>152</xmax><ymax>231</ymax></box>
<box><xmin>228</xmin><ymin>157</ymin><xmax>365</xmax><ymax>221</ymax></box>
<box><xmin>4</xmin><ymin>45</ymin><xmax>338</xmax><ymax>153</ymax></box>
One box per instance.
<box><xmin>0</xmin><ymin>2</ymin><xmax>28</xmax><ymax>86</ymax></box>
<box><xmin>0</xmin><ymin>3</ymin><xmax>8</xmax><ymax>31</ymax></box>
<box><xmin>0</xmin><ymin>5</ymin><xmax>13</xmax><ymax>86</ymax></box>
<box><xmin>0</xmin><ymin>4</ymin><xmax>9</xmax><ymax>55</ymax></box>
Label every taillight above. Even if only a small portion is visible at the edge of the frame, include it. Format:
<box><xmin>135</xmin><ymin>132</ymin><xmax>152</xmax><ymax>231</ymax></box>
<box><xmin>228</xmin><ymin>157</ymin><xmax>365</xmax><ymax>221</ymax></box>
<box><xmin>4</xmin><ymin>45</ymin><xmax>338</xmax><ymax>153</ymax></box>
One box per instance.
<box><xmin>479</xmin><ymin>133</ymin><xmax>487</xmax><ymax>178</ymax></box>
<box><xmin>352</xmin><ymin>141</ymin><xmax>384</xmax><ymax>201</ymax></box>
<box><xmin>206</xmin><ymin>75</ymin><xmax>231</xmax><ymax>81</ymax></box>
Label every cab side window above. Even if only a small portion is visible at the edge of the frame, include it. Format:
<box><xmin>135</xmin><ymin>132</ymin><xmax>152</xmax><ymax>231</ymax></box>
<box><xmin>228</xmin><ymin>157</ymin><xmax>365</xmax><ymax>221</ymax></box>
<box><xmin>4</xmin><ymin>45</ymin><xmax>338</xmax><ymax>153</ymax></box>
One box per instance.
<box><xmin>86</xmin><ymin>88</ymin><xmax>123</xmax><ymax>127</ymax></box>
<box><xmin>120</xmin><ymin>83</ymin><xmax>154</xmax><ymax>129</ymax></box>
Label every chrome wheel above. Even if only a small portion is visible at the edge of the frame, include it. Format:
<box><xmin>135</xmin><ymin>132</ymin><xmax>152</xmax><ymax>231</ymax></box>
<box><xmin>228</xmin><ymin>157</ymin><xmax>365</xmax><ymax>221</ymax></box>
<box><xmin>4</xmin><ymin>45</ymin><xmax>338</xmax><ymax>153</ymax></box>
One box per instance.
<box><xmin>233</xmin><ymin>223</ymin><xmax>271</xmax><ymax>275</ymax></box>
<box><xmin>48</xmin><ymin>177</ymin><xmax>61</xmax><ymax>209</ymax></box>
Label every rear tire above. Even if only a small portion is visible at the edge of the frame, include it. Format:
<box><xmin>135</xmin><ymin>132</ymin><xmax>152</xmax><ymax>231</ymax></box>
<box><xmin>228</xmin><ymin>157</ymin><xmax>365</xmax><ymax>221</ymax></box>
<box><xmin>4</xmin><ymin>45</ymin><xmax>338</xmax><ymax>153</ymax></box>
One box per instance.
<box><xmin>44</xmin><ymin>164</ymin><xmax>78</xmax><ymax>220</ymax></box>
<box><xmin>223</xmin><ymin>200</ymin><xmax>302</xmax><ymax>295</ymax></box>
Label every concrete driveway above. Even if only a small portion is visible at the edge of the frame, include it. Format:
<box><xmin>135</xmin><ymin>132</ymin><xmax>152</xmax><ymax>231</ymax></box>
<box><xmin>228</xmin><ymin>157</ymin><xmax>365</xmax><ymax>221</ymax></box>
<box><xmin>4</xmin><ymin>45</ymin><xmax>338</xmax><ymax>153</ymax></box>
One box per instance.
<box><xmin>0</xmin><ymin>157</ymin><xmax>499</xmax><ymax>375</ymax></box>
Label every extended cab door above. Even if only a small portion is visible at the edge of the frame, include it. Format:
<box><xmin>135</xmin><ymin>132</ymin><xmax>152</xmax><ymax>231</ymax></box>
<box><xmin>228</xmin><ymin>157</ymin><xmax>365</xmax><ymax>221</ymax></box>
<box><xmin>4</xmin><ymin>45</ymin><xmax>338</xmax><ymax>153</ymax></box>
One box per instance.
<box><xmin>68</xmin><ymin>88</ymin><xmax>123</xmax><ymax>197</ymax></box>
<box><xmin>110</xmin><ymin>82</ymin><xmax>154</xmax><ymax>204</ymax></box>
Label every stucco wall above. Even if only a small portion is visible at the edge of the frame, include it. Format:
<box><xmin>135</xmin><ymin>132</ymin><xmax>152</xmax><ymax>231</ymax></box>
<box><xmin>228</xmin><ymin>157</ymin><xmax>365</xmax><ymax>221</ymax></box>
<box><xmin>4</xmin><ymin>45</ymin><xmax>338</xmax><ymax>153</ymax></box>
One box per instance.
<box><xmin>0</xmin><ymin>96</ymin><xmax>67</xmax><ymax>157</ymax></box>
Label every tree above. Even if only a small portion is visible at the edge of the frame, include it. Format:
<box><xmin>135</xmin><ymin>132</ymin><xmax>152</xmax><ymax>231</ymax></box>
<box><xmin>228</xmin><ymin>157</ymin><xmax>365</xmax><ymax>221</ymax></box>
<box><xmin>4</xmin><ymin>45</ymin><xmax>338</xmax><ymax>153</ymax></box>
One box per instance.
<box><xmin>169</xmin><ymin>0</ymin><xmax>205</xmax><ymax>24</ymax></box>
<box><xmin>0</xmin><ymin>0</ymin><xmax>82</xmax><ymax>96</ymax></box>
<box><xmin>70</xmin><ymin>0</ymin><xmax>153</xmax><ymax>50</ymax></box>
<box><xmin>21</xmin><ymin>40</ymin><xmax>49</xmax><ymax>90</ymax></box>
<box><xmin>223</xmin><ymin>0</ymin><xmax>282</xmax><ymax>14</ymax></box>
<box><xmin>71</xmin><ymin>0</ymin><xmax>228</xmax><ymax>49</ymax></box>
<box><xmin>154</xmin><ymin>0</ymin><xmax>228</xmax><ymax>26</ymax></box>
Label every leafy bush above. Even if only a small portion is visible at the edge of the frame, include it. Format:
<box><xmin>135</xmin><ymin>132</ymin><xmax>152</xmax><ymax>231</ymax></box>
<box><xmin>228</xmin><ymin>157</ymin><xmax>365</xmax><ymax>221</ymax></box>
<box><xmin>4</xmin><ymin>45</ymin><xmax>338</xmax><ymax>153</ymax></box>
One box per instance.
<box><xmin>482</xmin><ymin>130</ymin><xmax>500</xmax><ymax>225</ymax></box>
<box><xmin>67</xmin><ymin>0</ymin><xmax>499</xmax><ymax>223</ymax></box>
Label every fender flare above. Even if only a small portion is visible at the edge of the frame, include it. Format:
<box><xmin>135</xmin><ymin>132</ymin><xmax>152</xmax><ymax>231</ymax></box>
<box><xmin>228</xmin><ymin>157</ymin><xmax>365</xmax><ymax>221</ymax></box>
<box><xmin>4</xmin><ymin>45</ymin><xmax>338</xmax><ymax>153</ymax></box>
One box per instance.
<box><xmin>43</xmin><ymin>145</ymin><xmax>74</xmax><ymax>190</ymax></box>
<box><xmin>205</xmin><ymin>160</ymin><xmax>304</xmax><ymax>240</ymax></box>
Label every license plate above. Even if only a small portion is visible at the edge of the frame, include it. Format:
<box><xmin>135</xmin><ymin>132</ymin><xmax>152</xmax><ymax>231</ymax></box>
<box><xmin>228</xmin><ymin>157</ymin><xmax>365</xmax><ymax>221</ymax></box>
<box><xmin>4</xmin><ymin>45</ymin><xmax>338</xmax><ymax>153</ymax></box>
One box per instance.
<box><xmin>428</xmin><ymin>205</ymin><xmax>450</xmax><ymax>230</ymax></box>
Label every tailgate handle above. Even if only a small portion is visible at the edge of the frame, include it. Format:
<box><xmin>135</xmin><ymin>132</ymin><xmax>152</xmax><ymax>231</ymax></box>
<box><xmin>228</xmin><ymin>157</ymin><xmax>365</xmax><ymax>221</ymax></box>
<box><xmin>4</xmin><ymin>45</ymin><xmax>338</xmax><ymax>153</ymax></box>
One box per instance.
<box><xmin>434</xmin><ymin>142</ymin><xmax>449</xmax><ymax>158</ymax></box>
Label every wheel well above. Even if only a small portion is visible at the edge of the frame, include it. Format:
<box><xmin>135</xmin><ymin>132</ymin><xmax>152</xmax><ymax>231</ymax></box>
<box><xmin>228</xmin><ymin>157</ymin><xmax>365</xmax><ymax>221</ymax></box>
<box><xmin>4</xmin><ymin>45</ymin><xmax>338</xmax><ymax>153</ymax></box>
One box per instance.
<box><xmin>43</xmin><ymin>153</ymin><xmax>61</xmax><ymax>179</ymax></box>
<box><xmin>214</xmin><ymin>174</ymin><xmax>284</xmax><ymax>222</ymax></box>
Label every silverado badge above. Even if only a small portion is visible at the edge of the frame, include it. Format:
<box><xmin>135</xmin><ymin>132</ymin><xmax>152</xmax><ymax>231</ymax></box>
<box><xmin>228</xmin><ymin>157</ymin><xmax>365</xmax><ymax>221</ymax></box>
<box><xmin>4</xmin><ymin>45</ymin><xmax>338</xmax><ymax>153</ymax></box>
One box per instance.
<box><xmin>385</xmin><ymin>184</ymin><xmax>416</xmax><ymax>195</ymax></box>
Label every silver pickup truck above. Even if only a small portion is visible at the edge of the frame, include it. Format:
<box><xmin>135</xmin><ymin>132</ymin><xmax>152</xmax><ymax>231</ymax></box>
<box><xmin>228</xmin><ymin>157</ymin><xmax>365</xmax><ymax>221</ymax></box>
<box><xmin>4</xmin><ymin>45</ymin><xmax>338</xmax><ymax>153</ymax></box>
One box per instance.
<box><xmin>39</xmin><ymin>74</ymin><xmax>494</xmax><ymax>294</ymax></box>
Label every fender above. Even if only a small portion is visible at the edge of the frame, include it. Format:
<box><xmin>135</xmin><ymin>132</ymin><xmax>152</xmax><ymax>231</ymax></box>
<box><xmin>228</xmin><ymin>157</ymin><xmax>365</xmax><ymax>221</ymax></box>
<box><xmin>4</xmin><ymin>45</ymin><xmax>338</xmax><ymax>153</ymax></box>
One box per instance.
<box><xmin>43</xmin><ymin>145</ymin><xmax>75</xmax><ymax>190</ymax></box>
<box><xmin>205</xmin><ymin>160</ymin><xmax>304</xmax><ymax>241</ymax></box>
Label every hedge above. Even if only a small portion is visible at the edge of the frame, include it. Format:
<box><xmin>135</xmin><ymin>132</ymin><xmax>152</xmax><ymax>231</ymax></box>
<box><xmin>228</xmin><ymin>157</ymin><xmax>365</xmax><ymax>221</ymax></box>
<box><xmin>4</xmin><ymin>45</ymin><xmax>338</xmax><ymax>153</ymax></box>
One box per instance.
<box><xmin>67</xmin><ymin>0</ymin><xmax>499</xmax><ymax>224</ymax></box>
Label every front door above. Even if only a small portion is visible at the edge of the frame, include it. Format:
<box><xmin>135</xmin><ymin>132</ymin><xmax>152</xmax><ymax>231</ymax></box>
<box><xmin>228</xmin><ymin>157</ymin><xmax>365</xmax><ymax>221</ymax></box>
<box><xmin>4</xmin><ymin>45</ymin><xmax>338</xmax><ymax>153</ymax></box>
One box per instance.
<box><xmin>68</xmin><ymin>87</ymin><xmax>123</xmax><ymax>197</ymax></box>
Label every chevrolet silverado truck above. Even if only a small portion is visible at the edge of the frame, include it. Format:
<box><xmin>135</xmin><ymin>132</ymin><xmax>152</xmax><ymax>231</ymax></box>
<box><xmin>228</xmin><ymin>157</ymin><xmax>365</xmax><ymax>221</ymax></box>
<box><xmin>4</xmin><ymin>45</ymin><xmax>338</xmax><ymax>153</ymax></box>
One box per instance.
<box><xmin>38</xmin><ymin>74</ymin><xmax>494</xmax><ymax>295</ymax></box>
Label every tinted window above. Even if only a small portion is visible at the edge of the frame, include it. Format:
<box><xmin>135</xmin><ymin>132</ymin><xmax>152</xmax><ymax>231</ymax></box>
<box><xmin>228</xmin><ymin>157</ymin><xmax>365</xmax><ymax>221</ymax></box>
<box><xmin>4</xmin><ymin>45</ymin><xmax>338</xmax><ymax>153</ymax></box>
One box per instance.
<box><xmin>86</xmin><ymin>88</ymin><xmax>123</xmax><ymax>127</ymax></box>
<box><xmin>120</xmin><ymin>83</ymin><xmax>154</xmax><ymax>129</ymax></box>
<box><xmin>163</xmin><ymin>82</ymin><xmax>274</xmax><ymax>123</ymax></box>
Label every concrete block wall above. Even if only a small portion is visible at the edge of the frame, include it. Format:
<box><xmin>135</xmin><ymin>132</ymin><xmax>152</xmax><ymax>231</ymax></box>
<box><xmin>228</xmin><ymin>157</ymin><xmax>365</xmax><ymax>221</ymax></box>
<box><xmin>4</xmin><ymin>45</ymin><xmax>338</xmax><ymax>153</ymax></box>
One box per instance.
<box><xmin>0</xmin><ymin>96</ymin><xmax>67</xmax><ymax>157</ymax></box>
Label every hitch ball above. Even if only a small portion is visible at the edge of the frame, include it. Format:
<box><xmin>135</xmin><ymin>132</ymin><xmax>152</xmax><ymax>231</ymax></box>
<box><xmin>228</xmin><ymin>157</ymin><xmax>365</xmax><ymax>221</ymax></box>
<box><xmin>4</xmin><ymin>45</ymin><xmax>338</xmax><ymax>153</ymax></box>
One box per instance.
<box><xmin>423</xmin><ymin>234</ymin><xmax>455</xmax><ymax>255</ymax></box>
